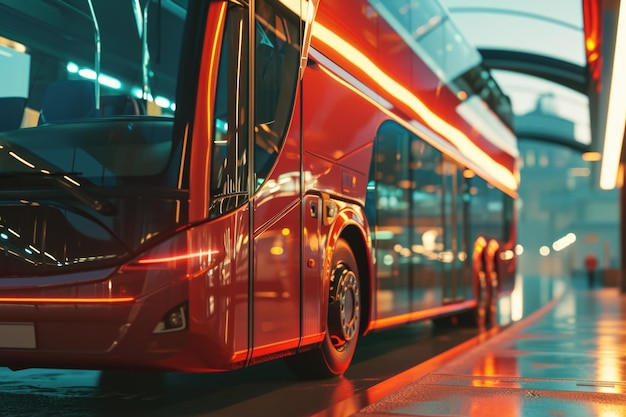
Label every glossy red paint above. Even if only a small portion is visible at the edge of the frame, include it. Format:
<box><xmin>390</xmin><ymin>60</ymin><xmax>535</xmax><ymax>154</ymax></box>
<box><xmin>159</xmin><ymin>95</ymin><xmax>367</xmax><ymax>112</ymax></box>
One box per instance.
<box><xmin>189</xmin><ymin>1</ymin><xmax>227</xmax><ymax>222</ymax></box>
<box><xmin>583</xmin><ymin>0</ymin><xmax>602</xmax><ymax>90</ymax></box>
<box><xmin>0</xmin><ymin>0</ymin><xmax>519</xmax><ymax>374</ymax></box>
<box><xmin>0</xmin><ymin>270</ymin><xmax>191</xmax><ymax>371</ymax></box>
<box><xmin>183</xmin><ymin>210</ymin><xmax>252</xmax><ymax>371</ymax></box>
<box><xmin>311</xmin><ymin>2</ymin><xmax>518</xmax><ymax>196</ymax></box>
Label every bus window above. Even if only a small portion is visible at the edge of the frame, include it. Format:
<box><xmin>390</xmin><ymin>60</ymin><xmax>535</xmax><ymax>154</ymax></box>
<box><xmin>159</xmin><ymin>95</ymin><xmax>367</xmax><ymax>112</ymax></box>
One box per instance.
<box><xmin>367</xmin><ymin>120</ymin><xmax>445</xmax><ymax>315</ymax></box>
<box><xmin>210</xmin><ymin>4</ymin><xmax>250</xmax><ymax>218</ymax></box>
<box><xmin>210</xmin><ymin>0</ymin><xmax>300</xmax><ymax>217</ymax></box>
<box><xmin>253</xmin><ymin>1</ymin><xmax>300</xmax><ymax>184</ymax></box>
<box><xmin>467</xmin><ymin>175</ymin><xmax>505</xmax><ymax>242</ymax></box>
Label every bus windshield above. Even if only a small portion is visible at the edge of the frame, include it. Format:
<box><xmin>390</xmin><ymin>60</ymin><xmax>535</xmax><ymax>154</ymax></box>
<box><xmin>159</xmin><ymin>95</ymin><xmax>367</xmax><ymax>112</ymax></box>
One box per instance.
<box><xmin>0</xmin><ymin>0</ymin><xmax>189</xmax><ymax>276</ymax></box>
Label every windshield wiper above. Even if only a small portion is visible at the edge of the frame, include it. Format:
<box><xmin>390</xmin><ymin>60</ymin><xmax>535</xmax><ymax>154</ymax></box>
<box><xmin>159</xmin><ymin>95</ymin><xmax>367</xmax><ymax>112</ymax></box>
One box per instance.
<box><xmin>0</xmin><ymin>171</ymin><xmax>117</xmax><ymax>216</ymax></box>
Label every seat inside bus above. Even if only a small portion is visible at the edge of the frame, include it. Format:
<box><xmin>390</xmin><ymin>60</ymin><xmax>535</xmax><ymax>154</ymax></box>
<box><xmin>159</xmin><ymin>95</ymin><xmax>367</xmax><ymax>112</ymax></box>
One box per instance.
<box><xmin>38</xmin><ymin>79</ymin><xmax>98</xmax><ymax>125</ymax></box>
<box><xmin>0</xmin><ymin>96</ymin><xmax>27</xmax><ymax>131</ymax></box>
<box><xmin>37</xmin><ymin>80</ymin><xmax>148</xmax><ymax>126</ymax></box>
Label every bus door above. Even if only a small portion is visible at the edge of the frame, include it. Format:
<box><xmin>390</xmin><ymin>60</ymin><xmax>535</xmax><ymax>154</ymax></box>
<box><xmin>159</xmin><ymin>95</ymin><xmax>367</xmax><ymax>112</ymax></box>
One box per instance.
<box><xmin>247</xmin><ymin>0</ymin><xmax>305</xmax><ymax>357</ymax></box>
<box><xmin>441</xmin><ymin>158</ymin><xmax>466</xmax><ymax>302</ymax></box>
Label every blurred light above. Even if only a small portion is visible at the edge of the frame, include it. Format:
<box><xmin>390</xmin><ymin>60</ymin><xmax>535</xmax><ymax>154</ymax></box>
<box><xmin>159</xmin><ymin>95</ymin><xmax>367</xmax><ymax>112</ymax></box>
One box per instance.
<box><xmin>9</xmin><ymin>151</ymin><xmax>35</xmax><ymax>168</ymax></box>
<box><xmin>569</xmin><ymin>167</ymin><xmax>590</xmax><ymax>177</ymax></box>
<box><xmin>510</xmin><ymin>274</ymin><xmax>524</xmax><ymax>322</ymax></box>
<box><xmin>463</xmin><ymin>169</ymin><xmax>475</xmax><ymax>178</ymax></box>
<box><xmin>78</xmin><ymin>68</ymin><xmax>97</xmax><ymax>80</ymax></box>
<box><xmin>77</xmin><ymin>68</ymin><xmax>122</xmax><ymax>90</ymax></box>
<box><xmin>270</xmin><ymin>246</ymin><xmax>284</xmax><ymax>256</ymax></box>
<box><xmin>281</xmin><ymin>228</ymin><xmax>290</xmax><ymax>236</ymax></box>
<box><xmin>539</xmin><ymin>246</ymin><xmax>550</xmax><ymax>256</ymax></box>
<box><xmin>439</xmin><ymin>251</ymin><xmax>454</xmax><ymax>263</ymax></box>
<box><xmin>131</xmin><ymin>86</ymin><xmax>152</xmax><ymax>101</ymax></box>
<box><xmin>66</xmin><ymin>62</ymin><xmax>79</xmax><ymax>73</ymax></box>
<box><xmin>131</xmin><ymin>87</ymin><xmax>144</xmax><ymax>99</ymax></box>
<box><xmin>515</xmin><ymin>244</ymin><xmax>524</xmax><ymax>256</ymax></box>
<box><xmin>582</xmin><ymin>151</ymin><xmax>601</xmax><ymax>161</ymax></box>
<box><xmin>98</xmin><ymin>73</ymin><xmax>122</xmax><ymax>90</ymax></box>
<box><xmin>500</xmin><ymin>250</ymin><xmax>514</xmax><ymax>261</ymax></box>
<box><xmin>154</xmin><ymin>96</ymin><xmax>171</xmax><ymax>108</ymax></box>
<box><xmin>422</xmin><ymin>229</ymin><xmax>438</xmax><ymax>251</ymax></box>
<box><xmin>63</xmin><ymin>175</ymin><xmax>81</xmax><ymax>187</ymax></box>
<box><xmin>44</xmin><ymin>252</ymin><xmax>57</xmax><ymax>262</ymax></box>
<box><xmin>552</xmin><ymin>232</ymin><xmax>576</xmax><ymax>252</ymax></box>
<box><xmin>0</xmin><ymin>36</ymin><xmax>26</xmax><ymax>53</ymax></box>
<box><xmin>600</xmin><ymin>0</ymin><xmax>626</xmax><ymax>189</ymax></box>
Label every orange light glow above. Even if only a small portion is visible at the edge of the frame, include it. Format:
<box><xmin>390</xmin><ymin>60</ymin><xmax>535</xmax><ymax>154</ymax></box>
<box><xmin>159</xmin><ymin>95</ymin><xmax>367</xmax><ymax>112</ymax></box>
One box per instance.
<box><xmin>463</xmin><ymin>169</ymin><xmax>475</xmax><ymax>178</ymax></box>
<box><xmin>311</xmin><ymin>23</ymin><xmax>518</xmax><ymax>194</ymax></box>
<box><xmin>583</xmin><ymin>0</ymin><xmax>602</xmax><ymax>87</ymax></box>
<box><xmin>190</xmin><ymin>2</ymin><xmax>227</xmax><ymax>221</ymax></box>
<box><xmin>582</xmin><ymin>151</ymin><xmax>601</xmax><ymax>161</ymax></box>
<box><xmin>135</xmin><ymin>251</ymin><xmax>221</xmax><ymax>265</ymax></box>
<box><xmin>586</xmin><ymin>38</ymin><xmax>597</xmax><ymax>52</ymax></box>
<box><xmin>0</xmin><ymin>297</ymin><xmax>135</xmax><ymax>303</ymax></box>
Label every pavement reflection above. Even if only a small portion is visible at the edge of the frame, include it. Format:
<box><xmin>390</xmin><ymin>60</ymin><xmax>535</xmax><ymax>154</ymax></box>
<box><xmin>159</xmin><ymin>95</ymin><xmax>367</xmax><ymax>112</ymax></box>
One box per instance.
<box><xmin>350</xmin><ymin>275</ymin><xmax>626</xmax><ymax>417</ymax></box>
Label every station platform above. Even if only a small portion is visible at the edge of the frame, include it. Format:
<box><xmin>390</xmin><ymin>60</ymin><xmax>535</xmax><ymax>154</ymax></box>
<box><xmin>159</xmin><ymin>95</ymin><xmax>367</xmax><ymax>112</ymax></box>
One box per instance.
<box><xmin>328</xmin><ymin>278</ymin><xmax>626</xmax><ymax>416</ymax></box>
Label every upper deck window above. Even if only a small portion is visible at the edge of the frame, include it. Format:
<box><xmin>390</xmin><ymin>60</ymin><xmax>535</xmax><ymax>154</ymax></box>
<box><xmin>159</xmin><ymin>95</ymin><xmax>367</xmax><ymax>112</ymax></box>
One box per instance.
<box><xmin>369</xmin><ymin>0</ymin><xmax>481</xmax><ymax>84</ymax></box>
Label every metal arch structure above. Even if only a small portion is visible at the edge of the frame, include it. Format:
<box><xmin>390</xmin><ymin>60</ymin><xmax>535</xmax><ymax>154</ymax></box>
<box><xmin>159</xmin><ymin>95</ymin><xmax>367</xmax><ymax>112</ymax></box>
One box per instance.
<box><xmin>477</xmin><ymin>47</ymin><xmax>591</xmax><ymax>153</ymax></box>
<box><xmin>478</xmin><ymin>48</ymin><xmax>588</xmax><ymax>94</ymax></box>
<box><xmin>445</xmin><ymin>4</ymin><xmax>593</xmax><ymax>152</ymax></box>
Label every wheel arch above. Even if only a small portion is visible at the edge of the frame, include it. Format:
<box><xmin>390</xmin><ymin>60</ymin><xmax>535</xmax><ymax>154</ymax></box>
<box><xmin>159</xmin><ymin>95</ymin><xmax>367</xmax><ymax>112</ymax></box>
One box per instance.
<box><xmin>324</xmin><ymin>205</ymin><xmax>373</xmax><ymax>337</ymax></box>
<box><xmin>339</xmin><ymin>224</ymin><xmax>372</xmax><ymax>336</ymax></box>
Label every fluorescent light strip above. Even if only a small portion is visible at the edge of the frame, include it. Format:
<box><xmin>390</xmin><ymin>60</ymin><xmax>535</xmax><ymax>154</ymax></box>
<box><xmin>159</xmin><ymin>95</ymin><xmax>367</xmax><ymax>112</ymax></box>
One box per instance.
<box><xmin>600</xmin><ymin>1</ymin><xmax>626</xmax><ymax>189</ymax></box>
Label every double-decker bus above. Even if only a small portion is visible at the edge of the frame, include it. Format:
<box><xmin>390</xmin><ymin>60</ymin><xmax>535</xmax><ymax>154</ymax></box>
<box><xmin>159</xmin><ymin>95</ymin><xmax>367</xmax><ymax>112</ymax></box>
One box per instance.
<box><xmin>0</xmin><ymin>0</ymin><xmax>518</xmax><ymax>378</ymax></box>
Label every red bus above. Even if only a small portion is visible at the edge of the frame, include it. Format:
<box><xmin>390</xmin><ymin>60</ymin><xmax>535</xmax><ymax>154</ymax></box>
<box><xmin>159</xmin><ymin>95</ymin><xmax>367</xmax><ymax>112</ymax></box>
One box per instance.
<box><xmin>0</xmin><ymin>0</ymin><xmax>518</xmax><ymax>377</ymax></box>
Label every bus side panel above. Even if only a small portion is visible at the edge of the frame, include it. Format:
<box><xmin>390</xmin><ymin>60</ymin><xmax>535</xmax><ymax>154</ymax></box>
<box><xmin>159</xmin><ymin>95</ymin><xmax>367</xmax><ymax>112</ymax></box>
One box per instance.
<box><xmin>251</xmin><ymin>80</ymin><xmax>303</xmax><ymax>358</ymax></box>
<box><xmin>313</xmin><ymin>2</ymin><xmax>517</xmax><ymax>195</ymax></box>
<box><xmin>185</xmin><ymin>209</ymin><xmax>251</xmax><ymax>371</ymax></box>
<box><xmin>301</xmin><ymin>51</ymin><xmax>386</xmax><ymax>330</ymax></box>
<box><xmin>301</xmin><ymin>59</ymin><xmax>381</xmax><ymax>200</ymax></box>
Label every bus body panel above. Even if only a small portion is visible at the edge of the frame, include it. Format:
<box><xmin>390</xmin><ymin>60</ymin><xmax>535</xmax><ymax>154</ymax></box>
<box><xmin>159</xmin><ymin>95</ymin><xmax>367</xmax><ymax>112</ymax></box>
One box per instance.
<box><xmin>185</xmin><ymin>210</ymin><xmax>252</xmax><ymax>371</ymax></box>
<box><xmin>311</xmin><ymin>2</ymin><xmax>518</xmax><ymax>196</ymax></box>
<box><xmin>0</xmin><ymin>0</ymin><xmax>519</xmax><ymax>374</ymax></box>
<box><xmin>301</xmin><ymin>59</ymin><xmax>382</xmax><ymax>205</ymax></box>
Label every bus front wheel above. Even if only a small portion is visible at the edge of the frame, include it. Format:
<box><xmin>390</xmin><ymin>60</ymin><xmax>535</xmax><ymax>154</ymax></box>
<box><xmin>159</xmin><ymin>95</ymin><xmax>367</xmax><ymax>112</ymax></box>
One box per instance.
<box><xmin>285</xmin><ymin>238</ymin><xmax>360</xmax><ymax>379</ymax></box>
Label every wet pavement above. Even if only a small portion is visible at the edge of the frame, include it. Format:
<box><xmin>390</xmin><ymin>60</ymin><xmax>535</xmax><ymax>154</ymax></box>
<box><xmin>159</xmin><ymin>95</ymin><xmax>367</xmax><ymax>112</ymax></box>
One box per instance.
<box><xmin>348</xmin><ymin>278</ymin><xmax>626</xmax><ymax>416</ymax></box>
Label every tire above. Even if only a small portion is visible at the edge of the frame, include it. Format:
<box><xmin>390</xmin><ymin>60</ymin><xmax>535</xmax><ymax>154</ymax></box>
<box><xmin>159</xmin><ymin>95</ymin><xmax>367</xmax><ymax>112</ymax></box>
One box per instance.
<box><xmin>485</xmin><ymin>270</ymin><xmax>498</xmax><ymax>327</ymax></box>
<box><xmin>473</xmin><ymin>269</ymin><xmax>488</xmax><ymax>328</ymax></box>
<box><xmin>285</xmin><ymin>238</ymin><xmax>361</xmax><ymax>379</ymax></box>
<box><xmin>472</xmin><ymin>262</ymin><xmax>498</xmax><ymax>328</ymax></box>
<box><xmin>455</xmin><ymin>261</ymin><xmax>491</xmax><ymax>329</ymax></box>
